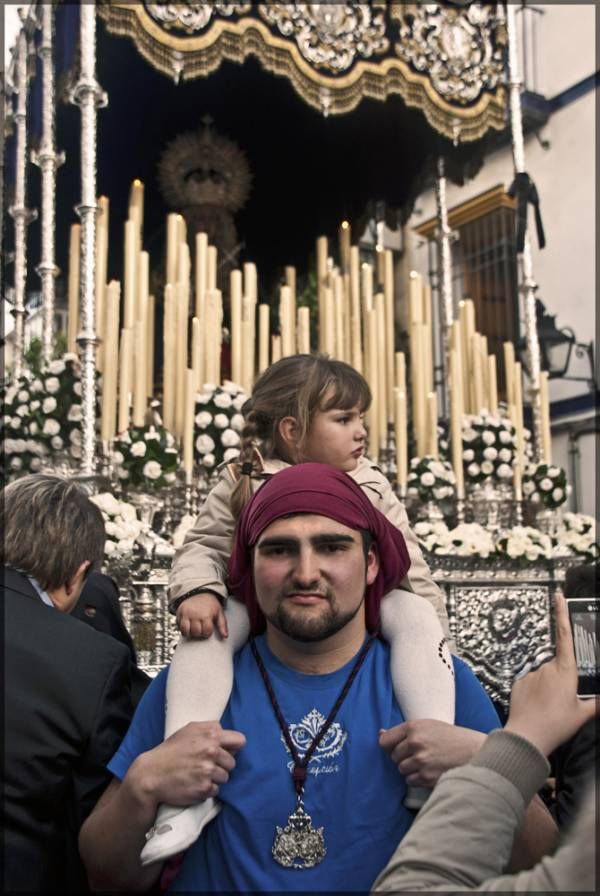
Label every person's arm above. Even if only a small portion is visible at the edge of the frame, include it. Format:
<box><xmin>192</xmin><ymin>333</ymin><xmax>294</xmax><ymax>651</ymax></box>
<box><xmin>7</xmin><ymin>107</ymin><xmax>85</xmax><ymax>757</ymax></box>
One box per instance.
<box><xmin>79</xmin><ymin>721</ymin><xmax>246</xmax><ymax>892</ymax></box>
<box><xmin>373</xmin><ymin>594</ymin><xmax>598</xmax><ymax>892</ymax></box>
<box><xmin>168</xmin><ymin>470</ymin><xmax>237</xmax><ymax>606</ymax></box>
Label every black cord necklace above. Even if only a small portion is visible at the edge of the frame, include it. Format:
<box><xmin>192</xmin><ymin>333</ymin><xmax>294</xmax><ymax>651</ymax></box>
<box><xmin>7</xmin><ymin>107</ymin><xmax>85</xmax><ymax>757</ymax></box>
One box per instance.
<box><xmin>250</xmin><ymin>634</ymin><xmax>376</xmax><ymax>869</ymax></box>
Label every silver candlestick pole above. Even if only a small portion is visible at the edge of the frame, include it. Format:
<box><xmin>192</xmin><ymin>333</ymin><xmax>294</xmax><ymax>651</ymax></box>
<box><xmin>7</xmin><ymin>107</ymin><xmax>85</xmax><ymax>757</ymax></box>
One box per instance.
<box><xmin>434</xmin><ymin>155</ymin><xmax>455</xmax><ymax>414</ymax></box>
<box><xmin>70</xmin><ymin>3</ymin><xmax>107</xmax><ymax>476</ymax></box>
<box><xmin>32</xmin><ymin>4</ymin><xmax>65</xmax><ymax>364</ymax></box>
<box><xmin>8</xmin><ymin>29</ymin><xmax>37</xmax><ymax>381</ymax></box>
<box><xmin>506</xmin><ymin>3</ymin><xmax>543</xmax><ymax>461</ymax></box>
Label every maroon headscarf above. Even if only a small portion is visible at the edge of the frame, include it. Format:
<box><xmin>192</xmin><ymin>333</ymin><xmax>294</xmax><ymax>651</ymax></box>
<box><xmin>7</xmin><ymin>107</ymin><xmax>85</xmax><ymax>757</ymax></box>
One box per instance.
<box><xmin>228</xmin><ymin>463</ymin><xmax>410</xmax><ymax>634</ymax></box>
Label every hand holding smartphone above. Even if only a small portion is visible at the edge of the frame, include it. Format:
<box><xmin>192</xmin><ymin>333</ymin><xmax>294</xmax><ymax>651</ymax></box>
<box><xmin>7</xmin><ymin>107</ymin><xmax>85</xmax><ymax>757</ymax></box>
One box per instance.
<box><xmin>566</xmin><ymin>597</ymin><xmax>600</xmax><ymax>697</ymax></box>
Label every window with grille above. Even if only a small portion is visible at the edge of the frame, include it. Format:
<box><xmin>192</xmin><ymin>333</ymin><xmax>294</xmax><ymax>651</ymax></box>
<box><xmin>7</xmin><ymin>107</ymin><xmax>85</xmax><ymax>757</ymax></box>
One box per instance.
<box><xmin>416</xmin><ymin>185</ymin><xmax>518</xmax><ymax>398</ymax></box>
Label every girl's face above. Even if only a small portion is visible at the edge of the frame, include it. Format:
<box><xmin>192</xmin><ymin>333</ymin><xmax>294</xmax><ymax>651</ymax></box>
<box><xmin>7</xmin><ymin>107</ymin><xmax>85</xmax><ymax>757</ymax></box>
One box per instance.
<box><xmin>301</xmin><ymin>404</ymin><xmax>367</xmax><ymax>472</ymax></box>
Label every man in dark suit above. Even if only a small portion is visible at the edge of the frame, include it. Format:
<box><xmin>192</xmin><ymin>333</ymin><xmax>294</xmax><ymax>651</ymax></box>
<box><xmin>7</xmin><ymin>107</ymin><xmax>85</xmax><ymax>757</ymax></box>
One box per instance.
<box><xmin>2</xmin><ymin>474</ymin><xmax>134</xmax><ymax>892</ymax></box>
<box><xmin>72</xmin><ymin>572</ymin><xmax>151</xmax><ymax>707</ymax></box>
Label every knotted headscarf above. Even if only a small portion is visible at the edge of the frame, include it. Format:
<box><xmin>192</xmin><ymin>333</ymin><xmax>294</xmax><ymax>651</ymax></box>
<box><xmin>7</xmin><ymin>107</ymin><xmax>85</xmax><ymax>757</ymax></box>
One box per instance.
<box><xmin>228</xmin><ymin>463</ymin><xmax>410</xmax><ymax>634</ymax></box>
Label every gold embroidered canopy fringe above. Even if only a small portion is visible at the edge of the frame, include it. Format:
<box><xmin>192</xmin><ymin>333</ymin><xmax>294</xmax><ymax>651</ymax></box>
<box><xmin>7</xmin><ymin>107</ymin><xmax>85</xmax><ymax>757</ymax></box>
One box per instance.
<box><xmin>97</xmin><ymin>2</ymin><xmax>508</xmax><ymax>143</ymax></box>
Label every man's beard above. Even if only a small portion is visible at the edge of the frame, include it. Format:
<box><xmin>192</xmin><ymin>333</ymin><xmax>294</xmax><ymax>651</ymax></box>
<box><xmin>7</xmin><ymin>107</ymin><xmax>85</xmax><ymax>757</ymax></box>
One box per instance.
<box><xmin>265</xmin><ymin>591</ymin><xmax>365</xmax><ymax>642</ymax></box>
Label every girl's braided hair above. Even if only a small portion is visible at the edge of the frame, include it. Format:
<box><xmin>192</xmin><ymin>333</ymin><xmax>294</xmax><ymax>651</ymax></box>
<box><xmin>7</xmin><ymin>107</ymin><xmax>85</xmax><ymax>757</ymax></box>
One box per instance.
<box><xmin>230</xmin><ymin>354</ymin><xmax>371</xmax><ymax>519</ymax></box>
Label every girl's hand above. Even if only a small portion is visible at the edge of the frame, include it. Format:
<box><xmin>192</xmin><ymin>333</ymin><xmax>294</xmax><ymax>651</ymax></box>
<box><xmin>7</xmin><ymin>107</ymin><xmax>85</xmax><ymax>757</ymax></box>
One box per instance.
<box><xmin>176</xmin><ymin>593</ymin><xmax>229</xmax><ymax>640</ymax></box>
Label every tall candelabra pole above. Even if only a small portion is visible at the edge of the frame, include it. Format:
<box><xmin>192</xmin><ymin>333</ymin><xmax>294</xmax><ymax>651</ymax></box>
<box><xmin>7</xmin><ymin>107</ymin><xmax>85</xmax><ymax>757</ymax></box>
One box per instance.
<box><xmin>506</xmin><ymin>2</ymin><xmax>542</xmax><ymax>461</ymax></box>
<box><xmin>434</xmin><ymin>155</ymin><xmax>455</xmax><ymax>415</ymax></box>
<box><xmin>32</xmin><ymin>4</ymin><xmax>65</xmax><ymax>364</ymax></box>
<box><xmin>70</xmin><ymin>3</ymin><xmax>107</xmax><ymax>476</ymax></box>
<box><xmin>8</xmin><ymin>29</ymin><xmax>37</xmax><ymax>381</ymax></box>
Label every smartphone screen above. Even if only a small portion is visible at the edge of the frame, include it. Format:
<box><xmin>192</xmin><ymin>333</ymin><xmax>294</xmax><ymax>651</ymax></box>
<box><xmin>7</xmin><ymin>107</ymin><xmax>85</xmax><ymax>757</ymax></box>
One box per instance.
<box><xmin>566</xmin><ymin>598</ymin><xmax>600</xmax><ymax>697</ymax></box>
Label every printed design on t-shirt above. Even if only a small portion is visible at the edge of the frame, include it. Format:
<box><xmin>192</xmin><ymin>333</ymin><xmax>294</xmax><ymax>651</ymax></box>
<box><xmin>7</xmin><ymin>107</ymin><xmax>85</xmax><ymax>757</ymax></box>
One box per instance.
<box><xmin>281</xmin><ymin>708</ymin><xmax>348</xmax><ymax>777</ymax></box>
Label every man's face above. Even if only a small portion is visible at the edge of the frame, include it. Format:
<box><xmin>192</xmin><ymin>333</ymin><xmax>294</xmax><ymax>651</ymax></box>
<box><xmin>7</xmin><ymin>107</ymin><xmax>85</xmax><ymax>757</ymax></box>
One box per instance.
<box><xmin>253</xmin><ymin>514</ymin><xmax>378</xmax><ymax>642</ymax></box>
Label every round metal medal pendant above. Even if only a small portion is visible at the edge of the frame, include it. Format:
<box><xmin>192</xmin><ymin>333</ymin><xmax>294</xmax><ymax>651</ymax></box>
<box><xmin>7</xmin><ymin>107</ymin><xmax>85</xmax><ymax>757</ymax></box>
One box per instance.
<box><xmin>272</xmin><ymin>801</ymin><xmax>326</xmax><ymax>869</ymax></box>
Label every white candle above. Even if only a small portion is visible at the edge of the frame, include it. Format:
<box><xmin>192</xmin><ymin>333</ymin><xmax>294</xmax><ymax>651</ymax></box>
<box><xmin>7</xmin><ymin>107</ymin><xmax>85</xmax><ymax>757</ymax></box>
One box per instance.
<box><xmin>166</xmin><ymin>213</ymin><xmax>179</xmax><ymax>286</ymax></box>
<box><xmin>426</xmin><ymin>391</ymin><xmax>438</xmax><ymax>458</ymax></box>
<box><xmin>230</xmin><ymin>269</ymin><xmax>242</xmax><ymax>385</ymax></box>
<box><xmin>395</xmin><ymin>351</ymin><xmax>406</xmax><ymax>393</ymax></box>
<box><xmin>539</xmin><ymin>371</ymin><xmax>552</xmax><ymax>463</ymax></box>
<box><xmin>146</xmin><ymin>293</ymin><xmax>155</xmax><ymax>398</ymax></box>
<box><xmin>503</xmin><ymin>341</ymin><xmax>515</xmax><ymax>406</ymax></box>
<box><xmin>100</xmin><ymin>281</ymin><xmax>120</xmax><ymax>442</ymax></box>
<box><xmin>333</xmin><ymin>275</ymin><xmax>345</xmax><ymax>361</ymax></box>
<box><xmin>285</xmin><ymin>266</ymin><xmax>296</xmax><ymax>355</ymax></box>
<box><xmin>67</xmin><ymin>223</ymin><xmax>81</xmax><ymax>354</ymax></box>
<box><xmin>297</xmin><ymin>306</ymin><xmax>310</xmax><ymax>355</ymax></box>
<box><xmin>375</xmin><ymin>293</ymin><xmax>387</xmax><ymax>443</ymax></box>
<box><xmin>408</xmin><ymin>270</ymin><xmax>423</xmax><ymax>324</ymax></box>
<box><xmin>271</xmin><ymin>334</ymin><xmax>282</xmax><ymax>365</ymax></box>
<box><xmin>258</xmin><ymin>304</ymin><xmax>270</xmax><ymax>374</ymax></box>
<box><xmin>175</xmin><ymin>283</ymin><xmax>188</xmax><ymax>439</ymax></box>
<box><xmin>450</xmin><ymin>350</ymin><xmax>465</xmax><ymax>499</ymax></box>
<box><xmin>324</xmin><ymin>287</ymin><xmax>335</xmax><ymax>357</ymax></box>
<box><xmin>191</xmin><ymin>317</ymin><xmax>201</xmax><ymax>391</ymax></box>
<box><xmin>117</xmin><ymin>327</ymin><xmax>133</xmax><ymax>435</ymax></box>
<box><xmin>367</xmin><ymin>308</ymin><xmax>379</xmax><ymax>462</ymax></box>
<box><xmin>123</xmin><ymin>219</ymin><xmax>136</xmax><ymax>328</ymax></box>
<box><xmin>279</xmin><ymin>285</ymin><xmax>293</xmax><ymax>358</ymax></box>
<box><xmin>95</xmin><ymin>196</ymin><xmax>109</xmax><ymax>370</ymax></box>
<box><xmin>132</xmin><ymin>319</ymin><xmax>147</xmax><ymax>427</ymax></box>
<box><xmin>162</xmin><ymin>285</ymin><xmax>175</xmax><ymax>433</ymax></box>
<box><xmin>316</xmin><ymin>236</ymin><xmax>328</xmax><ymax>352</ymax></box>
<box><xmin>383</xmin><ymin>250</ymin><xmax>395</xmax><ymax>422</ymax></box>
<box><xmin>207</xmin><ymin>245</ymin><xmax>217</xmax><ymax>292</ymax></box>
<box><xmin>488</xmin><ymin>354</ymin><xmax>498</xmax><ymax>414</ymax></box>
<box><xmin>349</xmin><ymin>247</ymin><xmax>362</xmax><ymax>373</ymax></box>
<box><xmin>183</xmin><ymin>368</ymin><xmax>195</xmax><ymax>484</ymax></box>
<box><xmin>394</xmin><ymin>387</ymin><xmax>408</xmax><ymax>495</ymax></box>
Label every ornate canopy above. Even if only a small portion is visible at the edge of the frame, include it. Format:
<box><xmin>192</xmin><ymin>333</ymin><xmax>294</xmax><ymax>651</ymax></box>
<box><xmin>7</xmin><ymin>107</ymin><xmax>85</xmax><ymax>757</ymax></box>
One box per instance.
<box><xmin>98</xmin><ymin>2</ymin><xmax>508</xmax><ymax>143</ymax></box>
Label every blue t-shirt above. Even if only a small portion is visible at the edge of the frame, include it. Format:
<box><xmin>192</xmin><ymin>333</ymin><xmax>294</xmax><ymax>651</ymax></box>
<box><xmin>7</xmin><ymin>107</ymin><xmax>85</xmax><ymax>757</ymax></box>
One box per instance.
<box><xmin>109</xmin><ymin>636</ymin><xmax>499</xmax><ymax>892</ymax></box>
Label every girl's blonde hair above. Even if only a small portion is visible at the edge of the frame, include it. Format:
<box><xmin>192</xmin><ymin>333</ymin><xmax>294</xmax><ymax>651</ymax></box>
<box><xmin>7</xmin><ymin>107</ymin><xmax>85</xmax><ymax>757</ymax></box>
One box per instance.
<box><xmin>230</xmin><ymin>354</ymin><xmax>371</xmax><ymax>518</ymax></box>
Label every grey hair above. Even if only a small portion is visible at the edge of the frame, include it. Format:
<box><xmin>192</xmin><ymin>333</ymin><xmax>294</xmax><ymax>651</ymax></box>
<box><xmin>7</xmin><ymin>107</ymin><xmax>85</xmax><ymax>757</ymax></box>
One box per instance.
<box><xmin>1</xmin><ymin>474</ymin><xmax>105</xmax><ymax>590</ymax></box>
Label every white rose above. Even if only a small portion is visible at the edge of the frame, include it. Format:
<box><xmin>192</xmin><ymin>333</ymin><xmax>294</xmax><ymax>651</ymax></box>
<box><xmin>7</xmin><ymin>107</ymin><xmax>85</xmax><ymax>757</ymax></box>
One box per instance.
<box><xmin>201</xmin><ymin>382</ymin><xmax>217</xmax><ymax>392</ymax></box>
<box><xmin>232</xmin><ymin>393</ymin><xmax>246</xmax><ymax>411</ymax></box>
<box><xmin>164</xmin><ymin>472</ymin><xmax>176</xmax><ymax>484</ymax></box>
<box><xmin>144</xmin><ymin>429</ymin><xmax>160</xmax><ymax>441</ymax></box>
<box><xmin>195</xmin><ymin>411</ymin><xmax>213</xmax><ymax>429</ymax></box>
<box><xmin>4</xmin><ymin>439</ymin><xmax>15</xmax><ymax>453</ymax></box>
<box><xmin>119</xmin><ymin>503</ymin><xmax>138</xmax><ymax>522</ymax></box>
<box><xmin>143</xmin><ymin>460</ymin><xmax>162</xmax><ymax>480</ymax></box>
<box><xmin>5</xmin><ymin>387</ymin><xmax>18</xmax><ymax>404</ymax></box>
<box><xmin>165</xmin><ymin>432</ymin><xmax>176</xmax><ymax>448</ymax></box>
<box><xmin>73</xmin><ymin>382</ymin><xmax>82</xmax><ymax>396</ymax></box>
<box><xmin>552</xmin><ymin>488</ymin><xmax>564</xmax><ymax>502</ymax></box>
<box><xmin>10</xmin><ymin>418</ymin><xmax>21</xmax><ymax>429</ymax></box>
<box><xmin>221</xmin><ymin>428</ymin><xmax>240</xmax><ymax>448</ymax></box>
<box><xmin>497</xmin><ymin>464</ymin><xmax>513</xmax><ymax>479</ymax></box>
<box><xmin>499</xmin><ymin>430</ymin><xmax>512</xmax><ymax>444</ymax></box>
<box><xmin>67</xmin><ymin>404</ymin><xmax>82</xmax><ymax>422</ymax></box>
<box><xmin>213</xmin><ymin>392</ymin><xmax>232</xmax><ymax>409</ymax></box>
<box><xmin>481</xmin><ymin>461</ymin><xmax>494</xmax><ymax>475</ymax></box>
<box><xmin>45</xmin><ymin>377</ymin><xmax>60</xmax><ymax>394</ymax></box>
<box><xmin>16</xmin><ymin>404</ymin><xmax>28</xmax><ymax>417</ymax></box>
<box><xmin>195</xmin><ymin>393</ymin><xmax>212</xmax><ymax>405</ymax></box>
<box><xmin>29</xmin><ymin>421</ymin><xmax>38</xmax><ymax>435</ymax></box>
<box><xmin>420</xmin><ymin>472</ymin><xmax>435</xmax><ymax>487</ymax></box>
<box><xmin>43</xmin><ymin>418</ymin><xmax>60</xmax><ymax>436</ymax></box>
<box><xmin>223</xmin><ymin>448</ymin><xmax>240</xmax><ymax>463</ymax></box>
<box><xmin>463</xmin><ymin>449</ymin><xmax>474</xmax><ymax>461</ymax></box>
<box><xmin>195</xmin><ymin>434</ymin><xmax>215</xmax><ymax>454</ymax></box>
<box><xmin>483</xmin><ymin>447</ymin><xmax>497</xmax><ymax>461</ymax></box>
<box><xmin>105</xmin><ymin>521</ymin><xmax>119</xmax><ymax>537</ymax></box>
<box><xmin>21</xmin><ymin>439</ymin><xmax>34</xmax><ymax>453</ymax></box>
<box><xmin>118</xmin><ymin>430</ymin><xmax>131</xmax><ymax>444</ymax></box>
<box><xmin>222</xmin><ymin>380</ymin><xmax>241</xmax><ymax>395</ymax></box>
<box><xmin>433</xmin><ymin>487</ymin><xmax>446</xmax><ymax>500</ymax></box>
<box><xmin>462</xmin><ymin>428</ymin><xmax>476</xmax><ymax>443</ymax></box>
<box><xmin>18</xmin><ymin>390</ymin><xmax>29</xmax><ymax>402</ymax></box>
<box><xmin>29</xmin><ymin>457</ymin><xmax>41</xmax><ymax>471</ymax></box>
<box><xmin>104</xmin><ymin>540</ymin><xmax>117</xmax><ymax>556</ymax></box>
<box><xmin>482</xmin><ymin>430</ymin><xmax>495</xmax><ymax>446</ymax></box>
<box><xmin>10</xmin><ymin>456</ymin><xmax>23</xmax><ymax>470</ymax></box>
<box><xmin>70</xmin><ymin>429</ymin><xmax>82</xmax><ymax>445</ymax></box>
<box><xmin>63</xmin><ymin>352</ymin><xmax>77</xmax><ymax>363</ymax></box>
<box><xmin>51</xmin><ymin>436</ymin><xmax>64</xmax><ymax>450</ymax></box>
<box><xmin>507</xmin><ymin>540</ymin><xmax>524</xmax><ymax>558</ymax></box>
<box><xmin>31</xmin><ymin>378</ymin><xmax>43</xmax><ymax>393</ymax></box>
<box><xmin>42</xmin><ymin>397</ymin><xmax>57</xmax><ymax>414</ymax></box>
<box><xmin>48</xmin><ymin>360</ymin><xmax>65</xmax><ymax>375</ymax></box>
<box><xmin>530</xmin><ymin>491</ymin><xmax>541</xmax><ymax>504</ymax></box>
<box><xmin>70</xmin><ymin>444</ymin><xmax>82</xmax><ymax>458</ymax></box>
<box><xmin>498</xmin><ymin>448</ymin><xmax>512</xmax><ymax>462</ymax></box>
<box><xmin>213</xmin><ymin>413</ymin><xmax>229</xmax><ymax>430</ymax></box>
<box><xmin>29</xmin><ymin>400</ymin><xmax>40</xmax><ymax>411</ymax></box>
<box><xmin>117</xmin><ymin>539</ymin><xmax>134</xmax><ymax>553</ymax></box>
<box><xmin>202</xmin><ymin>453</ymin><xmax>216</xmax><ymax>468</ymax></box>
<box><xmin>231</xmin><ymin>413</ymin><xmax>244</xmax><ymax>432</ymax></box>
<box><xmin>547</xmin><ymin>466</ymin><xmax>560</xmax><ymax>478</ymax></box>
<box><xmin>131</xmin><ymin>441</ymin><xmax>147</xmax><ymax>457</ymax></box>
<box><xmin>540</xmin><ymin>477</ymin><xmax>553</xmax><ymax>491</ymax></box>
<box><xmin>467</xmin><ymin>463</ymin><xmax>480</xmax><ymax>477</ymax></box>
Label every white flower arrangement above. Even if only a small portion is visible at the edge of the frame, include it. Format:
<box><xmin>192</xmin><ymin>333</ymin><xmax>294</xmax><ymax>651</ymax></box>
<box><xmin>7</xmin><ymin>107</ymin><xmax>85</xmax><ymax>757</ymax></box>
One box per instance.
<box><xmin>522</xmin><ymin>462</ymin><xmax>568</xmax><ymax>509</ymax></box>
<box><xmin>111</xmin><ymin>424</ymin><xmax>179</xmax><ymax>490</ymax></box>
<box><xmin>554</xmin><ymin>513</ymin><xmax>599</xmax><ymax>562</ymax></box>
<box><xmin>496</xmin><ymin>526</ymin><xmax>553</xmax><ymax>563</ymax></box>
<box><xmin>406</xmin><ymin>456</ymin><xmax>456</xmax><ymax>504</ymax></box>
<box><xmin>462</xmin><ymin>410</ymin><xmax>517</xmax><ymax>485</ymax></box>
<box><xmin>414</xmin><ymin>521</ymin><xmax>496</xmax><ymax>559</ymax></box>
<box><xmin>90</xmin><ymin>492</ymin><xmax>150</xmax><ymax>556</ymax></box>
<box><xmin>1</xmin><ymin>355</ymin><xmax>83</xmax><ymax>480</ymax></box>
<box><xmin>193</xmin><ymin>381</ymin><xmax>248</xmax><ymax>469</ymax></box>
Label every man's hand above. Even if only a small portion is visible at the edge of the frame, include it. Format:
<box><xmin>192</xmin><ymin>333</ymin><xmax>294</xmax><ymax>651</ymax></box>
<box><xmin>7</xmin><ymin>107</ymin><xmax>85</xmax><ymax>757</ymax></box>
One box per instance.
<box><xmin>505</xmin><ymin>592</ymin><xmax>599</xmax><ymax>756</ymax></box>
<box><xmin>379</xmin><ymin>720</ymin><xmax>486</xmax><ymax>787</ymax></box>
<box><xmin>176</xmin><ymin>593</ymin><xmax>228</xmax><ymax>639</ymax></box>
<box><xmin>130</xmin><ymin>721</ymin><xmax>246</xmax><ymax>811</ymax></box>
